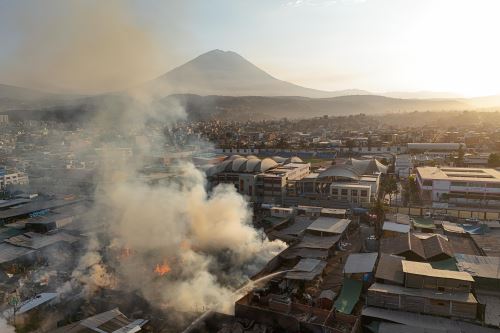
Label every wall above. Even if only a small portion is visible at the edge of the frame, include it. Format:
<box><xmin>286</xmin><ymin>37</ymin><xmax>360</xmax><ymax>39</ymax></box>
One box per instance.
<box><xmin>387</xmin><ymin>206</ymin><xmax>500</xmax><ymax>221</ymax></box>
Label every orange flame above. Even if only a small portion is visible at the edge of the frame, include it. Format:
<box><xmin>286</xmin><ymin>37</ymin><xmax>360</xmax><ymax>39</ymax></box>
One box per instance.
<box><xmin>154</xmin><ymin>261</ymin><xmax>171</xmax><ymax>276</ymax></box>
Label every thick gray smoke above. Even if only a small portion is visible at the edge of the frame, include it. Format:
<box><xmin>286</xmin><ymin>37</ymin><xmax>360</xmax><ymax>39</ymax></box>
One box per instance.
<box><xmin>0</xmin><ymin>317</ymin><xmax>15</xmax><ymax>333</ymax></box>
<box><xmin>1</xmin><ymin>0</ymin><xmax>286</xmax><ymax>319</ymax></box>
<box><xmin>78</xmin><ymin>91</ymin><xmax>287</xmax><ymax>312</ymax></box>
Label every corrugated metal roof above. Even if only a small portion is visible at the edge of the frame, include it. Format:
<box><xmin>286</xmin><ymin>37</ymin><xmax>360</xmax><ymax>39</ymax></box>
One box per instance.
<box><xmin>334</xmin><ymin>278</ymin><xmax>362</xmax><ymax>314</ymax></box>
<box><xmin>81</xmin><ymin>308</ymin><xmax>123</xmax><ymax>330</ymax></box>
<box><xmin>295</xmin><ymin>234</ymin><xmax>341</xmax><ymax>250</ymax></box>
<box><xmin>362</xmin><ymin>307</ymin><xmax>499</xmax><ymax>333</ymax></box>
<box><xmin>0</xmin><ymin>242</ymin><xmax>34</xmax><ymax>263</ymax></box>
<box><xmin>402</xmin><ymin>260</ymin><xmax>474</xmax><ymax>281</ymax></box>
<box><xmin>306</xmin><ymin>217</ymin><xmax>351</xmax><ymax>234</ymax></box>
<box><xmin>455</xmin><ymin>253</ymin><xmax>500</xmax><ymax>280</ymax></box>
<box><xmin>343</xmin><ymin>252</ymin><xmax>378</xmax><ymax>274</ymax></box>
<box><xmin>476</xmin><ymin>293</ymin><xmax>500</xmax><ymax>328</ymax></box>
<box><xmin>383</xmin><ymin>222</ymin><xmax>410</xmax><ymax>233</ymax></box>
<box><xmin>3</xmin><ymin>293</ymin><xmax>58</xmax><ymax>317</ymax></box>
<box><xmin>369</xmin><ymin>282</ymin><xmax>476</xmax><ymax>303</ymax></box>
<box><xmin>285</xmin><ymin>258</ymin><xmax>327</xmax><ymax>281</ymax></box>
<box><xmin>5</xmin><ymin>231</ymin><xmax>79</xmax><ymax>249</ymax></box>
<box><xmin>442</xmin><ymin>221</ymin><xmax>466</xmax><ymax>234</ymax></box>
<box><xmin>375</xmin><ymin>254</ymin><xmax>404</xmax><ymax>284</ymax></box>
<box><xmin>378</xmin><ymin>322</ymin><xmax>448</xmax><ymax>333</ymax></box>
<box><xmin>412</xmin><ymin>217</ymin><xmax>436</xmax><ymax>230</ymax></box>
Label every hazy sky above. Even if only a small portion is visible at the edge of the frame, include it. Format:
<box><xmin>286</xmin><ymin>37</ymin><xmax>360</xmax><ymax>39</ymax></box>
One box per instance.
<box><xmin>1</xmin><ymin>0</ymin><xmax>499</xmax><ymax>96</ymax></box>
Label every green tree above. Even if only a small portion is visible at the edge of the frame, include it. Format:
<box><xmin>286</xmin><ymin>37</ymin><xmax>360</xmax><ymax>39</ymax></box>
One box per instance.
<box><xmin>381</xmin><ymin>176</ymin><xmax>398</xmax><ymax>206</ymax></box>
<box><xmin>456</xmin><ymin>143</ymin><xmax>465</xmax><ymax>167</ymax></box>
<box><xmin>371</xmin><ymin>199</ymin><xmax>387</xmax><ymax>238</ymax></box>
<box><xmin>402</xmin><ymin>175</ymin><xmax>420</xmax><ymax>206</ymax></box>
<box><xmin>488</xmin><ymin>153</ymin><xmax>500</xmax><ymax>168</ymax></box>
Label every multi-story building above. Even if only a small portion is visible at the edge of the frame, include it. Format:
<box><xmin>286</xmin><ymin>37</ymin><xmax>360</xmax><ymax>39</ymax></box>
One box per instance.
<box><xmin>395</xmin><ymin>154</ymin><xmax>412</xmax><ymax>179</ymax></box>
<box><xmin>416</xmin><ymin>166</ymin><xmax>500</xmax><ymax>207</ymax></box>
<box><xmin>287</xmin><ymin>158</ymin><xmax>386</xmax><ymax>206</ymax></box>
<box><xmin>0</xmin><ymin>169</ymin><xmax>29</xmax><ymax>189</ymax></box>
<box><xmin>206</xmin><ymin>155</ymin><xmax>310</xmax><ymax>203</ymax></box>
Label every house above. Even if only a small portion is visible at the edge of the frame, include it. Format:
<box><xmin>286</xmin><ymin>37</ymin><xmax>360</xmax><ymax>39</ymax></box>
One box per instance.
<box><xmin>343</xmin><ymin>252</ymin><xmax>378</xmax><ymax>282</ymax></box>
<box><xmin>375</xmin><ymin>254</ymin><xmax>404</xmax><ymax>285</ymax></box>
<box><xmin>402</xmin><ymin>260</ymin><xmax>474</xmax><ymax>292</ymax></box>
<box><xmin>305</xmin><ymin>216</ymin><xmax>351</xmax><ymax>237</ymax></box>
<box><xmin>50</xmin><ymin>308</ymin><xmax>148</xmax><ymax>332</ymax></box>
<box><xmin>382</xmin><ymin>221</ymin><xmax>410</xmax><ymax>238</ymax></box>
<box><xmin>454</xmin><ymin>254</ymin><xmax>500</xmax><ymax>292</ymax></box>
<box><xmin>380</xmin><ymin>233</ymin><xmax>453</xmax><ymax>262</ymax></box>
<box><xmin>366</xmin><ymin>282</ymin><xmax>478</xmax><ymax>319</ymax></box>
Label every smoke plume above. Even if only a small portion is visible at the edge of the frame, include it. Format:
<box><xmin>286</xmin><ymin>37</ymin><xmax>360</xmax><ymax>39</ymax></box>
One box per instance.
<box><xmin>0</xmin><ymin>0</ymin><xmax>286</xmax><ymax>322</ymax></box>
<box><xmin>0</xmin><ymin>317</ymin><xmax>15</xmax><ymax>333</ymax></box>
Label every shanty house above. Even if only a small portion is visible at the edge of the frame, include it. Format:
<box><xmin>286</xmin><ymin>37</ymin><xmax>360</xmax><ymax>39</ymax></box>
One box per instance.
<box><xmin>382</xmin><ymin>221</ymin><xmax>410</xmax><ymax>238</ymax></box>
<box><xmin>51</xmin><ymin>308</ymin><xmax>148</xmax><ymax>332</ymax></box>
<box><xmin>375</xmin><ymin>254</ymin><xmax>404</xmax><ymax>285</ymax></box>
<box><xmin>343</xmin><ymin>252</ymin><xmax>378</xmax><ymax>283</ymax></box>
<box><xmin>402</xmin><ymin>260</ymin><xmax>474</xmax><ymax>292</ymax></box>
<box><xmin>367</xmin><ymin>282</ymin><xmax>478</xmax><ymax>319</ymax></box>
<box><xmin>455</xmin><ymin>254</ymin><xmax>500</xmax><ymax>292</ymax></box>
<box><xmin>379</xmin><ymin>233</ymin><xmax>453</xmax><ymax>262</ymax></box>
<box><xmin>284</xmin><ymin>258</ymin><xmax>327</xmax><ymax>288</ymax></box>
<box><xmin>305</xmin><ymin>217</ymin><xmax>351</xmax><ymax>237</ymax></box>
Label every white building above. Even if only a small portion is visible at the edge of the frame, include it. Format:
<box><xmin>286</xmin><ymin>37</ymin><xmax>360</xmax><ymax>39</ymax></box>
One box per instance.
<box><xmin>416</xmin><ymin>166</ymin><xmax>500</xmax><ymax>207</ymax></box>
<box><xmin>408</xmin><ymin>143</ymin><xmax>466</xmax><ymax>152</ymax></box>
<box><xmin>395</xmin><ymin>154</ymin><xmax>412</xmax><ymax>179</ymax></box>
<box><xmin>0</xmin><ymin>170</ymin><xmax>29</xmax><ymax>189</ymax></box>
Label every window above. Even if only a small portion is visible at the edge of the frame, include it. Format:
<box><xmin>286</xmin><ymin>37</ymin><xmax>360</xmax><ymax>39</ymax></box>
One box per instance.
<box><xmin>361</xmin><ymin>190</ymin><xmax>368</xmax><ymax>197</ymax></box>
<box><xmin>468</xmin><ymin>182</ymin><xmax>484</xmax><ymax>188</ymax></box>
<box><xmin>341</xmin><ymin>189</ymin><xmax>348</xmax><ymax>195</ymax></box>
<box><xmin>487</xmin><ymin>183</ymin><xmax>500</xmax><ymax>188</ymax></box>
<box><xmin>351</xmin><ymin>190</ymin><xmax>358</xmax><ymax>196</ymax></box>
<box><xmin>423</xmin><ymin>180</ymin><xmax>433</xmax><ymax>186</ymax></box>
<box><xmin>451</xmin><ymin>181</ymin><xmax>465</xmax><ymax>187</ymax></box>
<box><xmin>331</xmin><ymin>188</ymin><xmax>338</xmax><ymax>195</ymax></box>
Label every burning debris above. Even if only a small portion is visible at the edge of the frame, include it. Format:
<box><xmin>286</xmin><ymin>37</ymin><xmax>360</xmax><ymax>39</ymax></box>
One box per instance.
<box><xmin>154</xmin><ymin>261</ymin><xmax>172</xmax><ymax>277</ymax></box>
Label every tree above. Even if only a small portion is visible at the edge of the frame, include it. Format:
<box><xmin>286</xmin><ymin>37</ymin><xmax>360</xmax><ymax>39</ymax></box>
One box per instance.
<box><xmin>456</xmin><ymin>143</ymin><xmax>465</xmax><ymax>167</ymax></box>
<box><xmin>381</xmin><ymin>176</ymin><xmax>398</xmax><ymax>206</ymax></box>
<box><xmin>488</xmin><ymin>153</ymin><xmax>500</xmax><ymax>168</ymax></box>
<box><xmin>402</xmin><ymin>175</ymin><xmax>420</xmax><ymax>206</ymax></box>
<box><xmin>371</xmin><ymin>199</ymin><xmax>387</xmax><ymax>238</ymax></box>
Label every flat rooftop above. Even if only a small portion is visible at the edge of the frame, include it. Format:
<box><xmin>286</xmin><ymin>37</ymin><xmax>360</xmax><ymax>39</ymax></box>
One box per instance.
<box><xmin>417</xmin><ymin>166</ymin><xmax>500</xmax><ymax>183</ymax></box>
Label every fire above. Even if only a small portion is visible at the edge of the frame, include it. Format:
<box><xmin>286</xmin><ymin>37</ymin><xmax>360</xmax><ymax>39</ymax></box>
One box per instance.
<box><xmin>154</xmin><ymin>261</ymin><xmax>171</xmax><ymax>276</ymax></box>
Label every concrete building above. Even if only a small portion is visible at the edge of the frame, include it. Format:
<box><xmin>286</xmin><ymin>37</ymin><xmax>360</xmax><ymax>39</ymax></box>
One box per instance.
<box><xmin>408</xmin><ymin>143</ymin><xmax>466</xmax><ymax>152</ymax></box>
<box><xmin>416</xmin><ymin>166</ymin><xmax>500</xmax><ymax>207</ymax></box>
<box><xmin>287</xmin><ymin>158</ymin><xmax>386</xmax><ymax>207</ymax></box>
<box><xmin>0</xmin><ymin>169</ymin><xmax>29</xmax><ymax>189</ymax></box>
<box><xmin>206</xmin><ymin>155</ymin><xmax>310</xmax><ymax>203</ymax></box>
<box><xmin>395</xmin><ymin>154</ymin><xmax>412</xmax><ymax>179</ymax></box>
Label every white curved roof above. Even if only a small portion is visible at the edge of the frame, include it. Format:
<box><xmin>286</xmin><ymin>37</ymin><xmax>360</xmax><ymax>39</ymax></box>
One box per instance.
<box><xmin>346</xmin><ymin>158</ymin><xmax>388</xmax><ymax>175</ymax></box>
<box><xmin>285</xmin><ymin>156</ymin><xmax>304</xmax><ymax>164</ymax></box>
<box><xmin>246</xmin><ymin>158</ymin><xmax>262</xmax><ymax>172</ymax></box>
<box><xmin>318</xmin><ymin>165</ymin><xmax>361</xmax><ymax>180</ymax></box>
<box><xmin>260</xmin><ymin>158</ymin><xmax>278</xmax><ymax>172</ymax></box>
<box><xmin>207</xmin><ymin>155</ymin><xmax>284</xmax><ymax>176</ymax></box>
<box><xmin>271</xmin><ymin>156</ymin><xmax>287</xmax><ymax>163</ymax></box>
<box><xmin>231</xmin><ymin>157</ymin><xmax>248</xmax><ymax>172</ymax></box>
